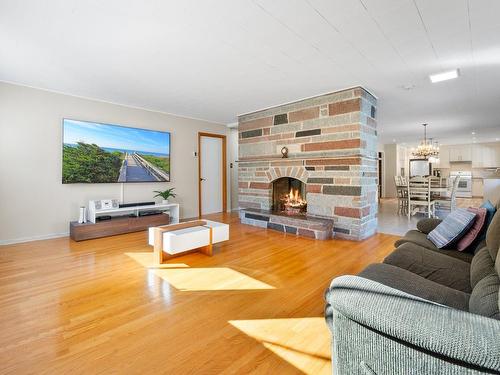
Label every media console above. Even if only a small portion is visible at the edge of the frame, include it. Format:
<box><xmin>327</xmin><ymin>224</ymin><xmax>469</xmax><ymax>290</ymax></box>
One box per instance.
<box><xmin>70</xmin><ymin>203</ymin><xmax>180</xmax><ymax>241</ymax></box>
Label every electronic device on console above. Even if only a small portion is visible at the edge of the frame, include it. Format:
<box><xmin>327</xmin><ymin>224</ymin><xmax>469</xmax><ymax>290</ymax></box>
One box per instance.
<box><xmin>90</xmin><ymin>199</ymin><xmax>119</xmax><ymax>211</ymax></box>
<box><xmin>138</xmin><ymin>210</ymin><xmax>162</xmax><ymax>217</ymax></box>
<box><xmin>119</xmin><ymin>201</ymin><xmax>155</xmax><ymax>208</ymax></box>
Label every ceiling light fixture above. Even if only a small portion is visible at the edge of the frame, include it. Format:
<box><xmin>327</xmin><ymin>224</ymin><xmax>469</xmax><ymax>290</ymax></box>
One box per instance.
<box><xmin>429</xmin><ymin>69</ymin><xmax>460</xmax><ymax>83</ymax></box>
<box><xmin>412</xmin><ymin>123</ymin><xmax>439</xmax><ymax>159</ymax></box>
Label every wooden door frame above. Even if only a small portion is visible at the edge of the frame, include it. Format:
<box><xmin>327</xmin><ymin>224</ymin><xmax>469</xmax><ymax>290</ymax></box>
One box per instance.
<box><xmin>198</xmin><ymin>132</ymin><xmax>227</xmax><ymax>217</ymax></box>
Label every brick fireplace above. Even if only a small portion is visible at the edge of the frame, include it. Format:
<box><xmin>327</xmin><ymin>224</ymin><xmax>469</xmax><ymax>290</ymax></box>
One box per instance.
<box><xmin>238</xmin><ymin>87</ymin><xmax>378</xmax><ymax>240</ymax></box>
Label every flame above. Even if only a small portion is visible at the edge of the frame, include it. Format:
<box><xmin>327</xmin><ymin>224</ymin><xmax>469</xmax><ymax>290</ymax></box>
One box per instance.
<box><xmin>284</xmin><ymin>187</ymin><xmax>307</xmax><ymax>209</ymax></box>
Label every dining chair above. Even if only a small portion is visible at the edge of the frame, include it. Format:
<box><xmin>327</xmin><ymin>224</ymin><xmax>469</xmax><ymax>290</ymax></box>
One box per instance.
<box><xmin>407</xmin><ymin>176</ymin><xmax>436</xmax><ymax>218</ymax></box>
<box><xmin>435</xmin><ymin>176</ymin><xmax>460</xmax><ymax>211</ymax></box>
<box><xmin>394</xmin><ymin>176</ymin><xmax>408</xmax><ymax>215</ymax></box>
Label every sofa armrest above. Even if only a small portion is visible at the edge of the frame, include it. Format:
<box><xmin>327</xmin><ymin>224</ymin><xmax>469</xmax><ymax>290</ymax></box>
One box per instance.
<box><xmin>325</xmin><ymin>275</ymin><xmax>500</xmax><ymax>372</ymax></box>
<box><xmin>416</xmin><ymin>218</ymin><xmax>442</xmax><ymax>234</ymax></box>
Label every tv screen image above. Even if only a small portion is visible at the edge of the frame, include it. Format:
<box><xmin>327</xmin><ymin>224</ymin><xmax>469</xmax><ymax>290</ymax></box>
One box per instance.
<box><xmin>62</xmin><ymin>119</ymin><xmax>170</xmax><ymax>183</ymax></box>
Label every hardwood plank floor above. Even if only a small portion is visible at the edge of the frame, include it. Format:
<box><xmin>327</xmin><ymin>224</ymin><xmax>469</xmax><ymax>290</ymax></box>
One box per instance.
<box><xmin>0</xmin><ymin>213</ymin><xmax>399</xmax><ymax>374</ymax></box>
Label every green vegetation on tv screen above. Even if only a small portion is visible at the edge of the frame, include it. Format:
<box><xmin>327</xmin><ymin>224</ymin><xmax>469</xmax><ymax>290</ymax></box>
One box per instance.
<box><xmin>62</xmin><ymin>119</ymin><xmax>170</xmax><ymax>183</ymax></box>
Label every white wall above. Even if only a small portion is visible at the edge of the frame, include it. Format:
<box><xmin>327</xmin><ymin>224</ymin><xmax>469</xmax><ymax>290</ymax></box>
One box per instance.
<box><xmin>0</xmin><ymin>82</ymin><xmax>227</xmax><ymax>244</ymax></box>
<box><xmin>383</xmin><ymin>144</ymin><xmax>398</xmax><ymax>198</ymax></box>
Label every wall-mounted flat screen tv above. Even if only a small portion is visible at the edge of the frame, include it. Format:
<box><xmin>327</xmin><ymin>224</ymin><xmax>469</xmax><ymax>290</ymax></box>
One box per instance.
<box><xmin>62</xmin><ymin>119</ymin><xmax>170</xmax><ymax>183</ymax></box>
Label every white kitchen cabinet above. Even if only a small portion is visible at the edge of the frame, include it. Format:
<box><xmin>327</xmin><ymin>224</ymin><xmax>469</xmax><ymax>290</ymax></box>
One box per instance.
<box><xmin>484</xmin><ymin>144</ymin><xmax>500</xmax><ymax>167</ymax></box>
<box><xmin>473</xmin><ymin>143</ymin><xmax>500</xmax><ymax>168</ymax></box>
<box><xmin>449</xmin><ymin>145</ymin><xmax>472</xmax><ymax>162</ymax></box>
<box><xmin>437</xmin><ymin>145</ymin><xmax>450</xmax><ymax>168</ymax></box>
<box><xmin>472</xmin><ymin>179</ymin><xmax>484</xmax><ymax>197</ymax></box>
<box><xmin>472</xmin><ymin>144</ymin><xmax>485</xmax><ymax>167</ymax></box>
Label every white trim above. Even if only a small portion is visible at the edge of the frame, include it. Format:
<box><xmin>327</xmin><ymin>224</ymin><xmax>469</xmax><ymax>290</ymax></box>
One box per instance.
<box><xmin>0</xmin><ymin>232</ymin><xmax>69</xmax><ymax>246</ymax></box>
<box><xmin>0</xmin><ymin>80</ymin><xmax>226</xmax><ymax>126</ymax></box>
<box><xmin>226</xmin><ymin>122</ymin><xmax>238</xmax><ymax>128</ymax></box>
<box><xmin>237</xmin><ymin>85</ymin><xmax>378</xmax><ymax>118</ymax></box>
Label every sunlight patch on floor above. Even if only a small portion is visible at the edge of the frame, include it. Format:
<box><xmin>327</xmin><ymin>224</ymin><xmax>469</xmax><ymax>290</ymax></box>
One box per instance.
<box><xmin>125</xmin><ymin>252</ymin><xmax>274</xmax><ymax>291</ymax></box>
<box><xmin>124</xmin><ymin>252</ymin><xmax>189</xmax><ymax>269</ymax></box>
<box><xmin>153</xmin><ymin>267</ymin><xmax>275</xmax><ymax>291</ymax></box>
<box><xmin>229</xmin><ymin>317</ymin><xmax>330</xmax><ymax>375</ymax></box>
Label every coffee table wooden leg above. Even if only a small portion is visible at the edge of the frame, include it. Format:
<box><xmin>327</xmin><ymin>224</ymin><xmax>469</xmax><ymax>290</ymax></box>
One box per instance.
<box><xmin>153</xmin><ymin>228</ymin><xmax>164</xmax><ymax>264</ymax></box>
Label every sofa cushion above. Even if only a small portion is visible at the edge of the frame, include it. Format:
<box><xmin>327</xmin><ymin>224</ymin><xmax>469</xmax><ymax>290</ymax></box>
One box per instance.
<box><xmin>358</xmin><ymin>263</ymin><xmax>470</xmax><ymax>311</ymax></box>
<box><xmin>469</xmin><ymin>273</ymin><xmax>500</xmax><ymax>320</ymax></box>
<box><xmin>395</xmin><ymin>230</ymin><xmax>438</xmax><ymax>250</ymax></box>
<box><xmin>456</xmin><ymin>207</ymin><xmax>488</xmax><ymax>252</ymax></box>
<box><xmin>416</xmin><ymin>218</ymin><xmax>442</xmax><ymax>234</ymax></box>
<box><xmin>470</xmin><ymin>247</ymin><xmax>495</xmax><ymax>289</ymax></box>
<box><xmin>384</xmin><ymin>243</ymin><xmax>471</xmax><ymax>293</ymax></box>
<box><xmin>479</xmin><ymin>200</ymin><xmax>497</xmax><ymax>241</ymax></box>
<box><xmin>486</xmin><ymin>208</ymin><xmax>500</xmax><ymax>260</ymax></box>
<box><xmin>395</xmin><ymin>232</ymin><xmax>474</xmax><ymax>263</ymax></box>
<box><xmin>428</xmin><ymin>208</ymin><xmax>477</xmax><ymax>248</ymax></box>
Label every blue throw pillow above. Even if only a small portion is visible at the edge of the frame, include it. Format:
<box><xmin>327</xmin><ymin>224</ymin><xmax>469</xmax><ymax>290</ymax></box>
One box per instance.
<box><xmin>478</xmin><ymin>200</ymin><xmax>496</xmax><ymax>241</ymax></box>
<box><xmin>428</xmin><ymin>208</ymin><xmax>477</xmax><ymax>249</ymax></box>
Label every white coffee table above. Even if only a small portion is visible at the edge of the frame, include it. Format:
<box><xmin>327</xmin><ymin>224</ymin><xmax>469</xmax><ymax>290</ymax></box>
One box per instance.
<box><xmin>148</xmin><ymin>220</ymin><xmax>229</xmax><ymax>264</ymax></box>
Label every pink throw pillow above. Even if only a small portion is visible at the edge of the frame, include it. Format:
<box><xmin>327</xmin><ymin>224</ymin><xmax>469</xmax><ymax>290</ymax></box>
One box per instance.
<box><xmin>456</xmin><ymin>207</ymin><xmax>487</xmax><ymax>251</ymax></box>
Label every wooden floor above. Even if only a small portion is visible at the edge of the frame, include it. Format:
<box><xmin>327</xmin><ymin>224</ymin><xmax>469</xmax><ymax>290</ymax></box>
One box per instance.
<box><xmin>0</xmin><ymin>213</ymin><xmax>399</xmax><ymax>374</ymax></box>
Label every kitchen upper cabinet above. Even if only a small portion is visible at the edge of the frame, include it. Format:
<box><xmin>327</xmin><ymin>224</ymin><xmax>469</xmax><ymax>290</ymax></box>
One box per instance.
<box><xmin>486</xmin><ymin>144</ymin><xmax>500</xmax><ymax>167</ymax></box>
<box><xmin>472</xmin><ymin>144</ymin><xmax>500</xmax><ymax>168</ymax></box>
<box><xmin>449</xmin><ymin>145</ymin><xmax>472</xmax><ymax>162</ymax></box>
<box><xmin>472</xmin><ymin>144</ymin><xmax>484</xmax><ymax>167</ymax></box>
<box><xmin>437</xmin><ymin>145</ymin><xmax>450</xmax><ymax>168</ymax></box>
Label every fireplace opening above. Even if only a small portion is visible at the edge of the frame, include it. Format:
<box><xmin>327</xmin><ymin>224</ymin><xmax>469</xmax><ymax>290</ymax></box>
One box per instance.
<box><xmin>272</xmin><ymin>177</ymin><xmax>307</xmax><ymax>214</ymax></box>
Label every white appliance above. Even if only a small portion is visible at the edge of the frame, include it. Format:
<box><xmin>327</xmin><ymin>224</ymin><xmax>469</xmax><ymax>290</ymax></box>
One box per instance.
<box><xmin>450</xmin><ymin>171</ymin><xmax>472</xmax><ymax>198</ymax></box>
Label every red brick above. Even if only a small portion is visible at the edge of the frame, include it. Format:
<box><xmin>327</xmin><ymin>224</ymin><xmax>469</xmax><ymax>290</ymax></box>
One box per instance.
<box><xmin>263</xmin><ymin>127</ymin><xmax>270</xmax><ymax>135</ymax></box>
<box><xmin>249</xmin><ymin>182</ymin><xmax>271</xmax><ymax>189</ymax></box>
<box><xmin>289</xmin><ymin>107</ymin><xmax>320</xmax><ymax>123</ymax></box>
<box><xmin>334</xmin><ymin>207</ymin><xmax>361</xmax><ymax>218</ymax></box>
<box><xmin>239</xmin><ymin>182</ymin><xmax>249</xmax><ymax>188</ymax></box>
<box><xmin>305</xmin><ymin>157</ymin><xmax>361</xmax><ymax>166</ymax></box>
<box><xmin>302</xmin><ymin>139</ymin><xmax>361</xmax><ymax>152</ymax></box>
<box><xmin>362</xmin><ymin>206</ymin><xmax>371</xmax><ymax>216</ymax></box>
<box><xmin>239</xmin><ymin>116</ymin><xmax>273</xmax><ymax>131</ymax></box>
<box><xmin>328</xmin><ymin>99</ymin><xmax>360</xmax><ymax>116</ymax></box>
<box><xmin>306</xmin><ymin>184</ymin><xmax>322</xmax><ymax>193</ymax></box>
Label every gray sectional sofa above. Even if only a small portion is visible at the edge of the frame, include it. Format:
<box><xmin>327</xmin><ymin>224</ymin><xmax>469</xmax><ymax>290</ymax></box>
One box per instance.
<box><xmin>325</xmin><ymin>201</ymin><xmax>500</xmax><ymax>374</ymax></box>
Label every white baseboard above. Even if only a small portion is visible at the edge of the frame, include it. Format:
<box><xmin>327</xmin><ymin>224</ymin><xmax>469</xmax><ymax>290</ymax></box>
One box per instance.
<box><xmin>0</xmin><ymin>232</ymin><xmax>69</xmax><ymax>246</ymax></box>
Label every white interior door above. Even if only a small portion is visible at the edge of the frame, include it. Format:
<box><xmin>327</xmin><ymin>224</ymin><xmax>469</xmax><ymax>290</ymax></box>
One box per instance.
<box><xmin>200</xmin><ymin>136</ymin><xmax>223</xmax><ymax>215</ymax></box>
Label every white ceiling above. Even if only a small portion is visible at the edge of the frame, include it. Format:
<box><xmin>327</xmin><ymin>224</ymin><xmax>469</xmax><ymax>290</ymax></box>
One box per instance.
<box><xmin>1</xmin><ymin>0</ymin><xmax>500</xmax><ymax>145</ymax></box>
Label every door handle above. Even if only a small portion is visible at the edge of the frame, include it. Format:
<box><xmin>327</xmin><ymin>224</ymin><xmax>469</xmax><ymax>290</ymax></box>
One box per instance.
<box><xmin>200</xmin><ymin>178</ymin><xmax>206</xmax><ymax>181</ymax></box>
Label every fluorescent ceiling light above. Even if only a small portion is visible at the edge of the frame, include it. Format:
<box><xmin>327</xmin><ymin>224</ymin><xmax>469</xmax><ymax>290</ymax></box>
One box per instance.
<box><xmin>430</xmin><ymin>69</ymin><xmax>459</xmax><ymax>83</ymax></box>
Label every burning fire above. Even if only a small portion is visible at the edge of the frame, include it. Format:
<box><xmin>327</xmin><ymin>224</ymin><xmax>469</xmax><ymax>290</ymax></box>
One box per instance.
<box><xmin>283</xmin><ymin>187</ymin><xmax>307</xmax><ymax>211</ymax></box>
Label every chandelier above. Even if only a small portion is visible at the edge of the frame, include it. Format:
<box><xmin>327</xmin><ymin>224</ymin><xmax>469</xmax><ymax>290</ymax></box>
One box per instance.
<box><xmin>412</xmin><ymin>123</ymin><xmax>439</xmax><ymax>159</ymax></box>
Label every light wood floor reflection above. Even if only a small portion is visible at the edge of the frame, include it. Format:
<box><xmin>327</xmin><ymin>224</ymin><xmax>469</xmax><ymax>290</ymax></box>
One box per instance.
<box><xmin>0</xmin><ymin>212</ymin><xmax>398</xmax><ymax>374</ymax></box>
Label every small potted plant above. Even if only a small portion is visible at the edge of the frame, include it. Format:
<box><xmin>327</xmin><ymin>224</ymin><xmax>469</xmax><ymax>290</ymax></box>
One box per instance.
<box><xmin>153</xmin><ymin>188</ymin><xmax>176</xmax><ymax>204</ymax></box>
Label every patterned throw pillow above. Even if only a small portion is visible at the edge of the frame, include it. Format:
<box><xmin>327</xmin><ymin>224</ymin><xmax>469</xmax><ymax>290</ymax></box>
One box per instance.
<box><xmin>478</xmin><ymin>200</ymin><xmax>497</xmax><ymax>241</ymax></box>
<box><xmin>427</xmin><ymin>208</ymin><xmax>477</xmax><ymax>249</ymax></box>
<box><xmin>456</xmin><ymin>207</ymin><xmax>488</xmax><ymax>252</ymax></box>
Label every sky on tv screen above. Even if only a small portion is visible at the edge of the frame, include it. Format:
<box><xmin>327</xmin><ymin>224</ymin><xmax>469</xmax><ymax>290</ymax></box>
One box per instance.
<box><xmin>63</xmin><ymin>119</ymin><xmax>170</xmax><ymax>156</ymax></box>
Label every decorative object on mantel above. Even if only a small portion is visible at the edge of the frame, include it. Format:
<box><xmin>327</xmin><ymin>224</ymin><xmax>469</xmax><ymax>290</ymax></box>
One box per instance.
<box><xmin>281</xmin><ymin>146</ymin><xmax>289</xmax><ymax>158</ymax></box>
<box><xmin>153</xmin><ymin>187</ymin><xmax>176</xmax><ymax>204</ymax></box>
<box><xmin>412</xmin><ymin>123</ymin><xmax>439</xmax><ymax>159</ymax></box>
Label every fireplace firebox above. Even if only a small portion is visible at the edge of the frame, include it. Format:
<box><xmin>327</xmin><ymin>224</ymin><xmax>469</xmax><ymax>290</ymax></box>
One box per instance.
<box><xmin>272</xmin><ymin>177</ymin><xmax>307</xmax><ymax>214</ymax></box>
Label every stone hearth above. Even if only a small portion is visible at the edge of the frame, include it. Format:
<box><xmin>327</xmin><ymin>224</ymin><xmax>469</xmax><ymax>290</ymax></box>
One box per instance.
<box><xmin>238</xmin><ymin>87</ymin><xmax>378</xmax><ymax>240</ymax></box>
<box><xmin>240</xmin><ymin>208</ymin><xmax>334</xmax><ymax>240</ymax></box>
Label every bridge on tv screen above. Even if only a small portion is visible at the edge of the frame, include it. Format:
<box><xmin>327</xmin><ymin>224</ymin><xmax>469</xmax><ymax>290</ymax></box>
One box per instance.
<box><xmin>118</xmin><ymin>153</ymin><xmax>169</xmax><ymax>182</ymax></box>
